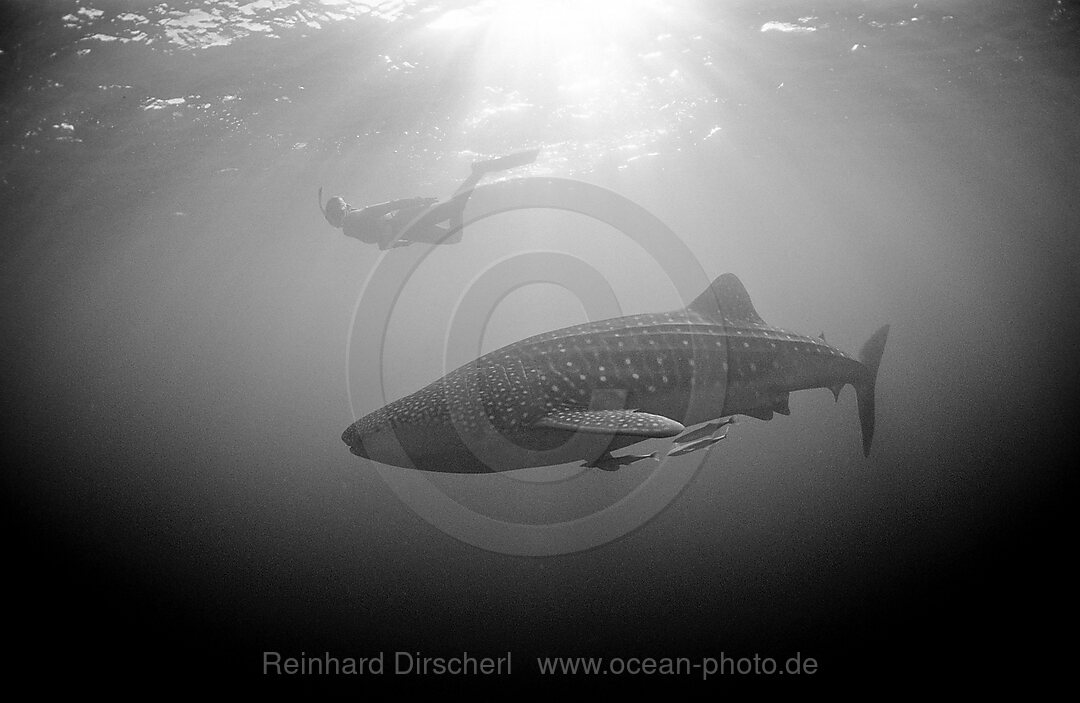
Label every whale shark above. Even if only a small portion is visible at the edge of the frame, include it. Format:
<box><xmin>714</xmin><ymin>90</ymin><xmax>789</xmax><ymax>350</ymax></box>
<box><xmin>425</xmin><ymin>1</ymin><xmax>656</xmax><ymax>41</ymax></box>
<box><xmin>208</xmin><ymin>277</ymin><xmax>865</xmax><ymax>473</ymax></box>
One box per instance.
<box><xmin>342</xmin><ymin>273</ymin><xmax>889</xmax><ymax>473</ymax></box>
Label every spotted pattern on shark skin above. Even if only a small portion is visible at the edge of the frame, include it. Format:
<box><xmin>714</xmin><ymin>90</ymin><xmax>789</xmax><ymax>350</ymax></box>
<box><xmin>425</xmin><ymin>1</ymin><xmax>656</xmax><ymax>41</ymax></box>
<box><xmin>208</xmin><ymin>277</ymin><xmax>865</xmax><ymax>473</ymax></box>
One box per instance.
<box><xmin>351</xmin><ymin>312</ymin><xmax>709</xmax><ymax>439</ymax></box>
<box><xmin>344</xmin><ymin>273</ymin><xmax>888</xmax><ymax>469</ymax></box>
<box><xmin>351</xmin><ymin>312</ymin><xmax>852</xmax><ymax>438</ymax></box>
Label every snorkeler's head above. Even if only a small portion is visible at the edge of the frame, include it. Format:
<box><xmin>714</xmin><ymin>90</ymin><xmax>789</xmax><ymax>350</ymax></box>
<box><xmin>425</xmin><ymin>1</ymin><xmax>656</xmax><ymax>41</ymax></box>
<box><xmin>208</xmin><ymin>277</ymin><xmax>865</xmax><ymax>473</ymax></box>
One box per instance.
<box><xmin>323</xmin><ymin>196</ymin><xmax>350</xmax><ymax>228</ymax></box>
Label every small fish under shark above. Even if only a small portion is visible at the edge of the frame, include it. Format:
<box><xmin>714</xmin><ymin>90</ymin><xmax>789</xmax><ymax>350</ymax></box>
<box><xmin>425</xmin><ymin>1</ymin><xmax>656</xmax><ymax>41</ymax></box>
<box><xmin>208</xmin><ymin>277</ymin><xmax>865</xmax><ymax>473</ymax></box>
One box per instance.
<box><xmin>342</xmin><ymin>273</ymin><xmax>889</xmax><ymax>472</ymax></box>
<box><xmin>672</xmin><ymin>416</ymin><xmax>736</xmax><ymax>446</ymax></box>
<box><xmin>667</xmin><ymin>434</ymin><xmax>727</xmax><ymax>457</ymax></box>
<box><xmin>584</xmin><ymin>417</ymin><xmax>736</xmax><ymax>469</ymax></box>
<box><xmin>586</xmin><ymin>451</ymin><xmax>659</xmax><ymax>472</ymax></box>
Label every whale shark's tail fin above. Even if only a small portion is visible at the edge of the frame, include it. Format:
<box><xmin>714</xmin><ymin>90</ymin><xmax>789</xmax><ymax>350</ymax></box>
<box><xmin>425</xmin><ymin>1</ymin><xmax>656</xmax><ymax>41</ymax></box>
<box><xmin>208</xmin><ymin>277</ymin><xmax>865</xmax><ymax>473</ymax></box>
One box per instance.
<box><xmin>855</xmin><ymin>324</ymin><xmax>890</xmax><ymax>457</ymax></box>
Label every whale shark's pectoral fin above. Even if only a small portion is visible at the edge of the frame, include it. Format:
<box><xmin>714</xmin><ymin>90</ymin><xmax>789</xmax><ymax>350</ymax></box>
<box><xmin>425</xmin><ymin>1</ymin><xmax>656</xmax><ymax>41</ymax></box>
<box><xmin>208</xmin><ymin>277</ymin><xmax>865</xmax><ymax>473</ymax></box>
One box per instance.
<box><xmin>532</xmin><ymin>409</ymin><xmax>685</xmax><ymax>438</ymax></box>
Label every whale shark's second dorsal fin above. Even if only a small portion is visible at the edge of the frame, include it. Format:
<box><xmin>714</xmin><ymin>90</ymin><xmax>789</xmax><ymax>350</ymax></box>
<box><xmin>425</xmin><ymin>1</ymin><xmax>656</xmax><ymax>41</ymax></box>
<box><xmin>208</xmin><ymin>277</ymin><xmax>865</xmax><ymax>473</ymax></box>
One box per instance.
<box><xmin>686</xmin><ymin>273</ymin><xmax>765</xmax><ymax>324</ymax></box>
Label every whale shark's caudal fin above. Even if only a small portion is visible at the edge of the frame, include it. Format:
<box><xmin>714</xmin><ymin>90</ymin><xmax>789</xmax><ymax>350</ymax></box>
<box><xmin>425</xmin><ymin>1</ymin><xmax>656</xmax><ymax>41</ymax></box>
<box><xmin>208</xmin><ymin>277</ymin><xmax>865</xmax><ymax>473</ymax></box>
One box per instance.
<box><xmin>855</xmin><ymin>324</ymin><xmax>890</xmax><ymax>457</ymax></box>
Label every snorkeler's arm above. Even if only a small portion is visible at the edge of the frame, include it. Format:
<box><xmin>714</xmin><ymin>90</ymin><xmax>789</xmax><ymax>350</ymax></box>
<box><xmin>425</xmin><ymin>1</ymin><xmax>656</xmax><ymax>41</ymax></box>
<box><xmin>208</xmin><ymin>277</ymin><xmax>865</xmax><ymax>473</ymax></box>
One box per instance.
<box><xmin>360</xmin><ymin>197</ymin><xmax>439</xmax><ymax>218</ymax></box>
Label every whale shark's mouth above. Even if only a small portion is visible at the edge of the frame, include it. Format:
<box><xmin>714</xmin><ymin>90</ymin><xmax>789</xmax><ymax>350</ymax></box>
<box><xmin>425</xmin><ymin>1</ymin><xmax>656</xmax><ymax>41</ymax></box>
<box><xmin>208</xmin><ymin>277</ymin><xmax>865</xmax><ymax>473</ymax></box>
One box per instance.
<box><xmin>341</xmin><ymin>424</ymin><xmax>368</xmax><ymax>457</ymax></box>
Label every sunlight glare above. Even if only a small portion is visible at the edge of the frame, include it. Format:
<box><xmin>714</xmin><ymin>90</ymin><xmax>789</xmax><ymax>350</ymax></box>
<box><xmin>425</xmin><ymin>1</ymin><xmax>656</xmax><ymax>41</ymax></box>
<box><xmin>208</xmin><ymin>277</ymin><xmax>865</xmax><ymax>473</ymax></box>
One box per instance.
<box><xmin>427</xmin><ymin>0</ymin><xmax>668</xmax><ymax>85</ymax></box>
<box><xmin>420</xmin><ymin>0</ymin><xmax>712</xmax><ymax>171</ymax></box>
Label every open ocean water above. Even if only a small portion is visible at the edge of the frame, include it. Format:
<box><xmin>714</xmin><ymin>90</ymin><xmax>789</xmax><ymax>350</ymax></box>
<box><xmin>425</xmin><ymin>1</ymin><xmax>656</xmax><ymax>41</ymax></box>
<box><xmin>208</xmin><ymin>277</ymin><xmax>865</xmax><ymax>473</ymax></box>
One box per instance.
<box><xmin>2</xmin><ymin>0</ymin><xmax>1077</xmax><ymax>691</ymax></box>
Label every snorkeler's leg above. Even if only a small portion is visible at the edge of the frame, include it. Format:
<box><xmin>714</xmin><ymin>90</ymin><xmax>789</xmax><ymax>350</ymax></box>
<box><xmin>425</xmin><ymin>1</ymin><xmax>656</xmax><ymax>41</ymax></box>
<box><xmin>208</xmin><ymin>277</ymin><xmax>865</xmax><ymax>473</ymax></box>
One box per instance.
<box><xmin>450</xmin><ymin>171</ymin><xmax>484</xmax><ymax>199</ymax></box>
<box><xmin>421</xmin><ymin>223</ymin><xmax>461</xmax><ymax>244</ymax></box>
<box><xmin>384</xmin><ymin>205</ymin><xmax>455</xmax><ymax>246</ymax></box>
<box><xmin>380</xmin><ymin>150</ymin><xmax>540</xmax><ymax>246</ymax></box>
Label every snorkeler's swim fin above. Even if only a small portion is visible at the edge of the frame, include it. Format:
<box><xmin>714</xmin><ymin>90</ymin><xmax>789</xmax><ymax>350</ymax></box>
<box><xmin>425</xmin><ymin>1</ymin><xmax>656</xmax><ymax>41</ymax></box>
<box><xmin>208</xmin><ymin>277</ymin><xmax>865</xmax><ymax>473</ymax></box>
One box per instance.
<box><xmin>471</xmin><ymin>149</ymin><xmax>540</xmax><ymax>174</ymax></box>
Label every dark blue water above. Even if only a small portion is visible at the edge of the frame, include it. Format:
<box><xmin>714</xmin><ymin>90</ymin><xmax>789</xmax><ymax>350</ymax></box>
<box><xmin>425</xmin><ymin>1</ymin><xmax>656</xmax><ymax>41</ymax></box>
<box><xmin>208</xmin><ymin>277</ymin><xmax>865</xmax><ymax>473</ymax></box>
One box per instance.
<box><xmin>3</xmin><ymin>0</ymin><xmax>1077</xmax><ymax>689</ymax></box>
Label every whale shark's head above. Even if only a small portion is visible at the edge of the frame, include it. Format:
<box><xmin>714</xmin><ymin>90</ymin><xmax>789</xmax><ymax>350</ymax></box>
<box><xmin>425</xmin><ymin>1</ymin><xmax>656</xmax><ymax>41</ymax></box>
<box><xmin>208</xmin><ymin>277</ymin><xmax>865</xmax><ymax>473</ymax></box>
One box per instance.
<box><xmin>341</xmin><ymin>412</ymin><xmax>460</xmax><ymax>468</ymax></box>
<box><xmin>340</xmin><ymin>423</ymin><xmax>369</xmax><ymax>457</ymax></box>
<box><xmin>341</xmin><ymin>418</ymin><xmax>407</xmax><ymax>461</ymax></box>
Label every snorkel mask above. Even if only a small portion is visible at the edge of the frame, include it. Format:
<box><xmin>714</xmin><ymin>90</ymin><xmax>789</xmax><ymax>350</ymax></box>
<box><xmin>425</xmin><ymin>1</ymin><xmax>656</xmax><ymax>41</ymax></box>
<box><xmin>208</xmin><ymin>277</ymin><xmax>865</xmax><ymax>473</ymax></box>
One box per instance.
<box><xmin>318</xmin><ymin>187</ymin><xmax>350</xmax><ymax>228</ymax></box>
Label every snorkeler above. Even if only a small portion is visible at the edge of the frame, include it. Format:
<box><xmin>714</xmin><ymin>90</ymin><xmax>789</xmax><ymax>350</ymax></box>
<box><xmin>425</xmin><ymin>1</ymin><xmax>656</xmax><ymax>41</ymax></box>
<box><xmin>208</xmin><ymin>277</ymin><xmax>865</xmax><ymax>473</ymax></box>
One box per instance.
<box><xmin>320</xmin><ymin>149</ymin><xmax>539</xmax><ymax>250</ymax></box>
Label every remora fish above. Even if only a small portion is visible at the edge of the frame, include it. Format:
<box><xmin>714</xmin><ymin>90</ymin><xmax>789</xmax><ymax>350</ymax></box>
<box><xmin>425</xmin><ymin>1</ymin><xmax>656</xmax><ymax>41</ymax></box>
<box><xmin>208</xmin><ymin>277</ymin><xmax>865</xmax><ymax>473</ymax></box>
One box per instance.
<box><xmin>586</xmin><ymin>451</ymin><xmax>659</xmax><ymax>472</ymax></box>
<box><xmin>667</xmin><ymin>434</ymin><xmax>728</xmax><ymax>457</ymax></box>
<box><xmin>342</xmin><ymin>273</ymin><xmax>889</xmax><ymax>472</ymax></box>
<box><xmin>672</xmin><ymin>417</ymin><xmax>737</xmax><ymax>446</ymax></box>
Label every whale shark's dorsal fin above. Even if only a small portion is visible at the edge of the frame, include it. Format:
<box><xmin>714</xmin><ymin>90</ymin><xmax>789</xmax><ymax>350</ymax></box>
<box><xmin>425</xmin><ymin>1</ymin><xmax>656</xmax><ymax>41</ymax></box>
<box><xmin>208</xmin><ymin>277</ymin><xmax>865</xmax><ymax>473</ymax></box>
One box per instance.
<box><xmin>686</xmin><ymin>273</ymin><xmax>765</xmax><ymax>324</ymax></box>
